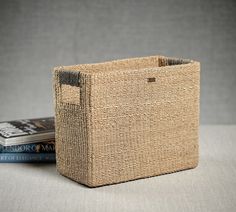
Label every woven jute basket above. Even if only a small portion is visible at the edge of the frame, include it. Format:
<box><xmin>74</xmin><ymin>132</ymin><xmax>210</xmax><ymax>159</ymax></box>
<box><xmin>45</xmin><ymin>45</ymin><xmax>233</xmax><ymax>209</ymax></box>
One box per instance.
<box><xmin>53</xmin><ymin>55</ymin><xmax>200</xmax><ymax>187</ymax></box>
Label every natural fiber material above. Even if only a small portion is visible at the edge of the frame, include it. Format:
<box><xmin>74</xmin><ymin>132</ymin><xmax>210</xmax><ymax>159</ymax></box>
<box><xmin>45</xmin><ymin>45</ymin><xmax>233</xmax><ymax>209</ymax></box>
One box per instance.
<box><xmin>53</xmin><ymin>55</ymin><xmax>200</xmax><ymax>187</ymax></box>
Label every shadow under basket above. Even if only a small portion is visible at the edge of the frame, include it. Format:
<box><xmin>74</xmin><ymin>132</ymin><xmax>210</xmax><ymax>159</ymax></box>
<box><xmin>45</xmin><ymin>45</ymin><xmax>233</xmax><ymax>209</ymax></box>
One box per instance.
<box><xmin>53</xmin><ymin>55</ymin><xmax>200</xmax><ymax>187</ymax></box>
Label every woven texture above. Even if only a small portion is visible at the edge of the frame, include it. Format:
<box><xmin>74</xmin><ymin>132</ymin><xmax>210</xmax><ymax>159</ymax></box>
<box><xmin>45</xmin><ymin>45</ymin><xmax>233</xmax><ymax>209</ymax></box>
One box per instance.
<box><xmin>53</xmin><ymin>55</ymin><xmax>200</xmax><ymax>187</ymax></box>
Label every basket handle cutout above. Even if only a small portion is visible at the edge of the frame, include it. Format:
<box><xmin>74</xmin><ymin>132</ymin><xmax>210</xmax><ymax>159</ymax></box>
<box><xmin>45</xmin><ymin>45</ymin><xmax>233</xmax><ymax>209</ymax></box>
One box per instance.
<box><xmin>58</xmin><ymin>71</ymin><xmax>81</xmax><ymax>105</ymax></box>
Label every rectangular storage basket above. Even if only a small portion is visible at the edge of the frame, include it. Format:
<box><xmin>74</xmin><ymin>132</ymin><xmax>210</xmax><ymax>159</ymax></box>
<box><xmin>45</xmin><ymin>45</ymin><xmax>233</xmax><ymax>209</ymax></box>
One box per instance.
<box><xmin>53</xmin><ymin>55</ymin><xmax>200</xmax><ymax>187</ymax></box>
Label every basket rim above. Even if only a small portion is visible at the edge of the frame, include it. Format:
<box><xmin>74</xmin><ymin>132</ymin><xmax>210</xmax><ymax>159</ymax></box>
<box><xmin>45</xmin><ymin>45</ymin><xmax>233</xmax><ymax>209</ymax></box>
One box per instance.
<box><xmin>54</xmin><ymin>55</ymin><xmax>199</xmax><ymax>76</ymax></box>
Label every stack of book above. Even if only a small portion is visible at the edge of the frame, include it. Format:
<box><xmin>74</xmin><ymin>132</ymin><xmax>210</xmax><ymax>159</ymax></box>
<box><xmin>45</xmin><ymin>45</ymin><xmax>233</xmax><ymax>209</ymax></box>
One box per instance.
<box><xmin>0</xmin><ymin>117</ymin><xmax>55</xmax><ymax>163</ymax></box>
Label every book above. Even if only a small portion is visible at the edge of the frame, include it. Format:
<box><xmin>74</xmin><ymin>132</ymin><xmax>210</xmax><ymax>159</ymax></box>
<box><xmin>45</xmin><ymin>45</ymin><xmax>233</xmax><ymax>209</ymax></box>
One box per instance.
<box><xmin>0</xmin><ymin>117</ymin><xmax>54</xmax><ymax>146</ymax></box>
<box><xmin>0</xmin><ymin>140</ymin><xmax>55</xmax><ymax>153</ymax></box>
<box><xmin>0</xmin><ymin>153</ymin><xmax>55</xmax><ymax>163</ymax></box>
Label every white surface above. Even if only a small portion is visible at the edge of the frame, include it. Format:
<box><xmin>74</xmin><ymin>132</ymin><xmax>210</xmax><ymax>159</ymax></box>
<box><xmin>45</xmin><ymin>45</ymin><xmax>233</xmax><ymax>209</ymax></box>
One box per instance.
<box><xmin>0</xmin><ymin>125</ymin><xmax>236</xmax><ymax>212</ymax></box>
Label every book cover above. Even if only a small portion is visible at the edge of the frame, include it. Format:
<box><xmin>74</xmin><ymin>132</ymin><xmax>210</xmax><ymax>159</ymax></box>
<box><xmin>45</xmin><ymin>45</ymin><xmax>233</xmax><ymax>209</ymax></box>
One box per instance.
<box><xmin>0</xmin><ymin>117</ymin><xmax>55</xmax><ymax>146</ymax></box>
<box><xmin>0</xmin><ymin>153</ymin><xmax>56</xmax><ymax>163</ymax></box>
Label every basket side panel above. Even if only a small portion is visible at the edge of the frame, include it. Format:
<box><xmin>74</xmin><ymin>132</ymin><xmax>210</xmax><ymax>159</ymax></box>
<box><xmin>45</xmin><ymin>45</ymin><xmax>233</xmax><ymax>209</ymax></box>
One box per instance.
<box><xmin>53</xmin><ymin>69</ymin><xmax>92</xmax><ymax>185</ymax></box>
<box><xmin>90</xmin><ymin>62</ymin><xmax>200</xmax><ymax>186</ymax></box>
